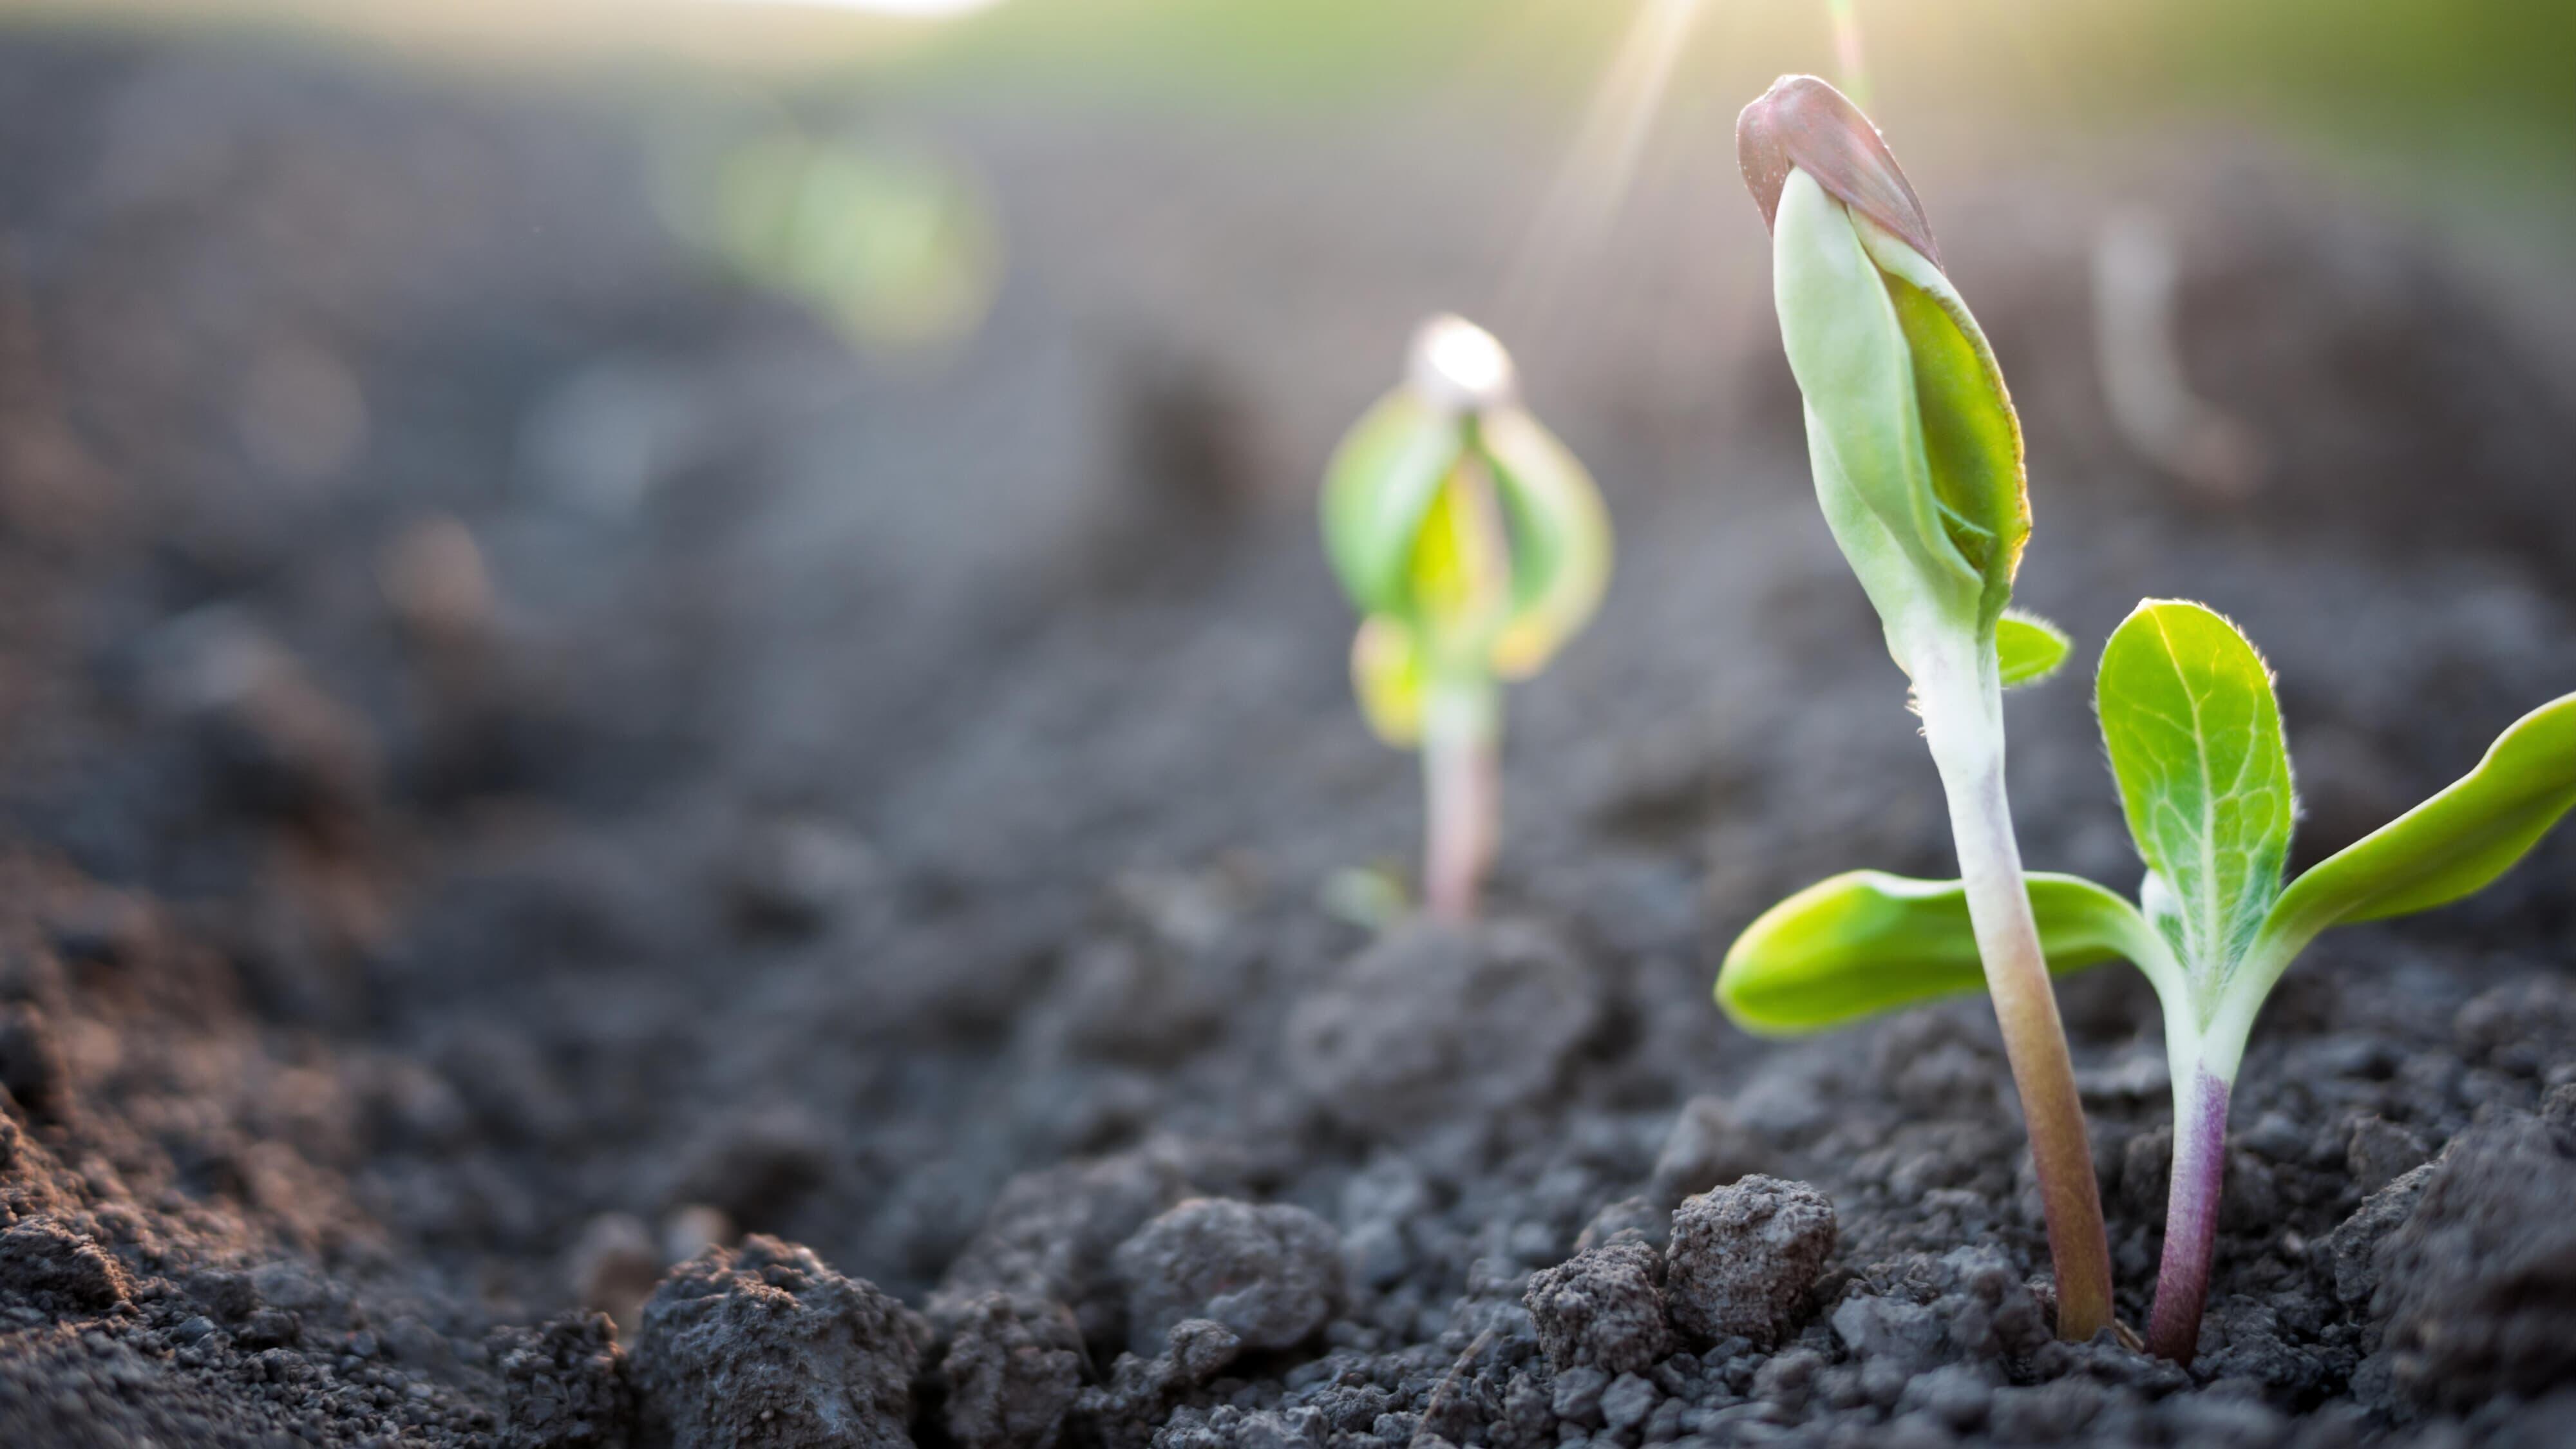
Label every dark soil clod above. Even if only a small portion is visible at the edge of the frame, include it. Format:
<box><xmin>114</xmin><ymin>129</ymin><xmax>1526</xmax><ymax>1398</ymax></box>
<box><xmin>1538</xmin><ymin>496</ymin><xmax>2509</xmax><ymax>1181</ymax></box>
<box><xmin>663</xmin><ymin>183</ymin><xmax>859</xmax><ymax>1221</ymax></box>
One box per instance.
<box><xmin>631</xmin><ymin>1236</ymin><xmax>929</xmax><ymax>1449</ymax></box>
<box><xmin>938</xmin><ymin>1292</ymin><xmax>1084</xmax><ymax>1449</ymax></box>
<box><xmin>2373</xmin><ymin>1111</ymin><xmax>2576</xmax><ymax>1407</ymax></box>
<box><xmin>1285</xmin><ymin>921</ymin><xmax>1601</xmax><ymax>1139</ymax></box>
<box><xmin>0</xmin><ymin>1217</ymin><xmax>129</xmax><ymax>1313</ymax></box>
<box><xmin>1111</xmin><ymin>1198</ymin><xmax>1343</xmax><ymax>1358</ymax></box>
<box><xmin>1522</xmin><ymin>1240</ymin><xmax>1673</xmax><ymax>1374</ymax></box>
<box><xmin>489</xmin><ymin>1312</ymin><xmax>634</xmax><ymax>1449</ymax></box>
<box><xmin>1663</xmin><ymin>1176</ymin><xmax>1838</xmax><ymax>1348</ymax></box>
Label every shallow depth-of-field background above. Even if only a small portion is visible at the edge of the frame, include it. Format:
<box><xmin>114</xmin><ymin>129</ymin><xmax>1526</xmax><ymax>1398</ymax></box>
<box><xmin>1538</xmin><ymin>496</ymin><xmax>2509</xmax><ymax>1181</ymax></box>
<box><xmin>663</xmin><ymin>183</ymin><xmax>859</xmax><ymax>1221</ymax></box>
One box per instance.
<box><xmin>0</xmin><ymin>1</ymin><xmax>2573</xmax><ymax>1444</ymax></box>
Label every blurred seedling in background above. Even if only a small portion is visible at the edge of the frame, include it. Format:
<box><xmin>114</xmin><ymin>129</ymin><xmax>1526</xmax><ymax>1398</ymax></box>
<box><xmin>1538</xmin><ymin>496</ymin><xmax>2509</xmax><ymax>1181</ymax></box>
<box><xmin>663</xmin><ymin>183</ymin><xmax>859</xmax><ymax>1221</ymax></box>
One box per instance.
<box><xmin>655</xmin><ymin>120</ymin><xmax>1000</xmax><ymax>355</ymax></box>
<box><xmin>2092</xmin><ymin>209</ymin><xmax>2268</xmax><ymax>502</ymax></box>
<box><xmin>1718</xmin><ymin>599</ymin><xmax>2576</xmax><ymax>1362</ymax></box>
<box><xmin>1321</xmin><ymin>316</ymin><xmax>1611</xmax><ymax>923</ymax></box>
<box><xmin>1736</xmin><ymin>73</ymin><xmax>2111</xmax><ymax>1339</ymax></box>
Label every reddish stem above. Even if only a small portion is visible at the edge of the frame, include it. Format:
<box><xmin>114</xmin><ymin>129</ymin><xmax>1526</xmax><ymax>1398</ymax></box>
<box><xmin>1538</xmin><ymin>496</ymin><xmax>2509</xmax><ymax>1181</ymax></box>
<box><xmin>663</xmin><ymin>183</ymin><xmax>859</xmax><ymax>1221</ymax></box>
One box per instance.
<box><xmin>2146</xmin><ymin>1065</ymin><xmax>2232</xmax><ymax>1361</ymax></box>
<box><xmin>1421</xmin><ymin>685</ymin><xmax>1497</xmax><ymax>923</ymax></box>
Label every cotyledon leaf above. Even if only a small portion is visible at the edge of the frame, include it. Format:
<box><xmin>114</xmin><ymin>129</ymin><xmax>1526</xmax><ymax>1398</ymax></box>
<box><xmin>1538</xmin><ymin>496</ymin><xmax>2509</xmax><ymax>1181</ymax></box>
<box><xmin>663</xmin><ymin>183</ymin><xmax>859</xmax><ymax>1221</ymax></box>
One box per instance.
<box><xmin>1480</xmin><ymin>406</ymin><xmax>1612</xmax><ymax>680</ymax></box>
<box><xmin>2254</xmin><ymin>690</ymin><xmax>2576</xmax><ymax>963</ymax></box>
<box><xmin>2096</xmin><ymin>600</ymin><xmax>2295</xmax><ymax>984</ymax></box>
<box><xmin>1321</xmin><ymin>391</ymin><xmax>1464</xmax><ymax>616</ymax></box>
<box><xmin>1399</xmin><ymin>456</ymin><xmax>1516</xmax><ymax>663</ymax></box>
<box><xmin>1770</xmin><ymin>169</ymin><xmax>1982</xmax><ymax>629</ymax></box>
<box><xmin>1861</xmin><ymin>222</ymin><xmax>2030</xmax><ymax>623</ymax></box>
<box><xmin>1717</xmin><ymin>869</ymin><xmax>2175</xmax><ymax>1036</ymax></box>
<box><xmin>1349</xmin><ymin>616</ymin><xmax>1426</xmax><ymax>748</ymax></box>
<box><xmin>1997</xmin><ymin>611</ymin><xmax>2072</xmax><ymax>688</ymax></box>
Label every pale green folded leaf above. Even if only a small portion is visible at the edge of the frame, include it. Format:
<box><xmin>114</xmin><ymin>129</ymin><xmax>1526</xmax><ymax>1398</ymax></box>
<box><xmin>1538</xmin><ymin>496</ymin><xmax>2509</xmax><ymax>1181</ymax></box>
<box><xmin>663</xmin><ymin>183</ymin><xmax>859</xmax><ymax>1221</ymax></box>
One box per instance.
<box><xmin>1858</xmin><ymin>222</ymin><xmax>2029</xmax><ymax>630</ymax></box>
<box><xmin>1716</xmin><ymin>869</ymin><xmax>2171</xmax><ymax>1036</ymax></box>
<box><xmin>1772</xmin><ymin>170</ymin><xmax>1981</xmax><ymax>650</ymax></box>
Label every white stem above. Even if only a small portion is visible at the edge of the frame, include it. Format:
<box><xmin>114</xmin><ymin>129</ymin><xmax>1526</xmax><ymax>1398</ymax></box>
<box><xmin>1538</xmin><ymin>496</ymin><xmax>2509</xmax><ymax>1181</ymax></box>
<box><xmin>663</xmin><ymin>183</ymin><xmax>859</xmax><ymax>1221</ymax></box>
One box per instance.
<box><xmin>1914</xmin><ymin>634</ymin><xmax>2114</xmax><ymax>1341</ymax></box>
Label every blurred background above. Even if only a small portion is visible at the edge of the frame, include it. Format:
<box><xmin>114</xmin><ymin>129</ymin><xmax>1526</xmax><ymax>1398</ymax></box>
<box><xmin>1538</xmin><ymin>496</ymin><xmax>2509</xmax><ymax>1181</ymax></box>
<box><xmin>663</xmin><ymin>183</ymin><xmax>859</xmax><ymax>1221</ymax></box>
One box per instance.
<box><xmin>0</xmin><ymin>0</ymin><xmax>2572</xmax><ymax>1343</ymax></box>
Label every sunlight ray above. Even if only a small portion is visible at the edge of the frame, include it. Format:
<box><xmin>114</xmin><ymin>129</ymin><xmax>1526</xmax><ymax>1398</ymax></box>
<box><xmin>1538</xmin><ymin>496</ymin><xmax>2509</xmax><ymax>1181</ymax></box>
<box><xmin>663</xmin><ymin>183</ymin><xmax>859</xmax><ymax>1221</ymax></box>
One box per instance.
<box><xmin>1493</xmin><ymin>0</ymin><xmax>1707</xmax><ymax>346</ymax></box>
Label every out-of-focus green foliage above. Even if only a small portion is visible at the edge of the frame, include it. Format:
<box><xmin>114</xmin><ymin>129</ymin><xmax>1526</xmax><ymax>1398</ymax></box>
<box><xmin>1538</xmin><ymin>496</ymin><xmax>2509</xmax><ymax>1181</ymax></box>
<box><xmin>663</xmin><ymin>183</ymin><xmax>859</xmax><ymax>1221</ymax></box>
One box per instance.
<box><xmin>1321</xmin><ymin>316</ymin><xmax>1609</xmax><ymax>747</ymax></box>
<box><xmin>32</xmin><ymin>0</ymin><xmax>2572</xmax><ymax>247</ymax></box>
<box><xmin>904</xmin><ymin>0</ymin><xmax>2576</xmax><ymax>145</ymax></box>
<box><xmin>885</xmin><ymin>0</ymin><xmax>2576</xmax><ymax>229</ymax></box>
<box><xmin>900</xmin><ymin>0</ymin><xmax>1626</xmax><ymax>113</ymax></box>
<box><xmin>35</xmin><ymin>0</ymin><xmax>2576</xmax><ymax>184</ymax></box>
<box><xmin>656</xmin><ymin>126</ymin><xmax>1000</xmax><ymax>354</ymax></box>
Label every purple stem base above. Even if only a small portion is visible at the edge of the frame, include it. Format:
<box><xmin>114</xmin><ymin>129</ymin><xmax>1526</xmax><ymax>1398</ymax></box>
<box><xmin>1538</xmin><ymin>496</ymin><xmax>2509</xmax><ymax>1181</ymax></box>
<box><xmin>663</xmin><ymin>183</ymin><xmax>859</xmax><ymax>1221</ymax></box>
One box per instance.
<box><xmin>2146</xmin><ymin>1066</ymin><xmax>2232</xmax><ymax>1361</ymax></box>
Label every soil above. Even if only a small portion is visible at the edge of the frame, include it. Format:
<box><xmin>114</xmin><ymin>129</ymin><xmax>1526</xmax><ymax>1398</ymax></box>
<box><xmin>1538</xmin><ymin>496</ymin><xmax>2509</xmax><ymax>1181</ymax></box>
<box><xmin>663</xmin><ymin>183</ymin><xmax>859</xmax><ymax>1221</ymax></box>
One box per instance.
<box><xmin>3</xmin><ymin>32</ymin><xmax>2575</xmax><ymax>1449</ymax></box>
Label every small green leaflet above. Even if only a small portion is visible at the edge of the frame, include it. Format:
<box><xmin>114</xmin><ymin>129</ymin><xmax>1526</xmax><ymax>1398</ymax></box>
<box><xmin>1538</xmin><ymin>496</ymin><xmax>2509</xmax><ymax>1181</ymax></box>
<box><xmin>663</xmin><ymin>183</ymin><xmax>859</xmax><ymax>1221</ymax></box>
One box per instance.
<box><xmin>2096</xmin><ymin>600</ymin><xmax>2295</xmax><ymax>987</ymax></box>
<box><xmin>1716</xmin><ymin>870</ymin><xmax>2173</xmax><ymax>1036</ymax></box>
<box><xmin>1996</xmin><ymin>611</ymin><xmax>2072</xmax><ymax>688</ymax></box>
<box><xmin>2255</xmin><ymin>690</ymin><xmax>2576</xmax><ymax>965</ymax></box>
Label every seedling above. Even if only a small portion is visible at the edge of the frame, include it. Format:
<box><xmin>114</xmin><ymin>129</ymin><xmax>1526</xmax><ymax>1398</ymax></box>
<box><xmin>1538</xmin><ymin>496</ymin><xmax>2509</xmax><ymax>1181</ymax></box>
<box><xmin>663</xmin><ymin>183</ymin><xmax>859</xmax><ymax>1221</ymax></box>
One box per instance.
<box><xmin>1718</xmin><ymin>598</ymin><xmax>2576</xmax><ymax>1361</ymax></box>
<box><xmin>1736</xmin><ymin>74</ymin><xmax>2111</xmax><ymax>1338</ymax></box>
<box><xmin>1321</xmin><ymin>316</ymin><xmax>1611</xmax><ymax>922</ymax></box>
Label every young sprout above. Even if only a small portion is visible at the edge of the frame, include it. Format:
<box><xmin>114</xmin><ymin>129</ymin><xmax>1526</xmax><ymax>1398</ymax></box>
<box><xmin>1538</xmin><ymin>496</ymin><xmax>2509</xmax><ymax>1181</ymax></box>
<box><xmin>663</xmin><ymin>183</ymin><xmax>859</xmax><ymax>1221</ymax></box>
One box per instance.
<box><xmin>1736</xmin><ymin>74</ymin><xmax>2112</xmax><ymax>1338</ymax></box>
<box><xmin>1718</xmin><ymin>598</ymin><xmax>2576</xmax><ymax>1361</ymax></box>
<box><xmin>1321</xmin><ymin>316</ymin><xmax>1611</xmax><ymax>922</ymax></box>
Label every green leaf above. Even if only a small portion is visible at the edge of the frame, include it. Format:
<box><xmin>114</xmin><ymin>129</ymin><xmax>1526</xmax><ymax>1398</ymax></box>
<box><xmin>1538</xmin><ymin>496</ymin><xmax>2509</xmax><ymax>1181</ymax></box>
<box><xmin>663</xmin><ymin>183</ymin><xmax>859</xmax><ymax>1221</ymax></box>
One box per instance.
<box><xmin>1349</xmin><ymin>616</ymin><xmax>1426</xmax><ymax>746</ymax></box>
<box><xmin>1479</xmin><ymin>406</ymin><xmax>1611</xmax><ymax>679</ymax></box>
<box><xmin>2257</xmin><ymin>691</ymin><xmax>2576</xmax><ymax>958</ymax></box>
<box><xmin>1859</xmin><ymin>225</ymin><xmax>2030</xmax><ymax>627</ymax></box>
<box><xmin>1770</xmin><ymin>169</ymin><xmax>1982</xmax><ymax>658</ymax></box>
<box><xmin>1399</xmin><ymin>456</ymin><xmax>1515</xmax><ymax>661</ymax></box>
<box><xmin>2095</xmin><ymin>600</ymin><xmax>2296</xmax><ymax>987</ymax></box>
<box><xmin>1321</xmin><ymin>390</ymin><xmax>1463</xmax><ymax>616</ymax></box>
<box><xmin>1716</xmin><ymin>869</ymin><xmax>2175</xmax><ymax>1036</ymax></box>
<box><xmin>1996</xmin><ymin>611</ymin><xmax>2072</xmax><ymax>688</ymax></box>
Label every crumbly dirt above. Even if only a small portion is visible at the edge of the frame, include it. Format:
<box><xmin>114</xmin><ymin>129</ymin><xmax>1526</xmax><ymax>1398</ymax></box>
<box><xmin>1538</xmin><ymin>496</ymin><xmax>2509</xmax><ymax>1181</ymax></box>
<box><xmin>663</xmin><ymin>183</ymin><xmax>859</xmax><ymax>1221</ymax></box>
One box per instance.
<box><xmin>2</xmin><ymin>32</ymin><xmax>2575</xmax><ymax>1449</ymax></box>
